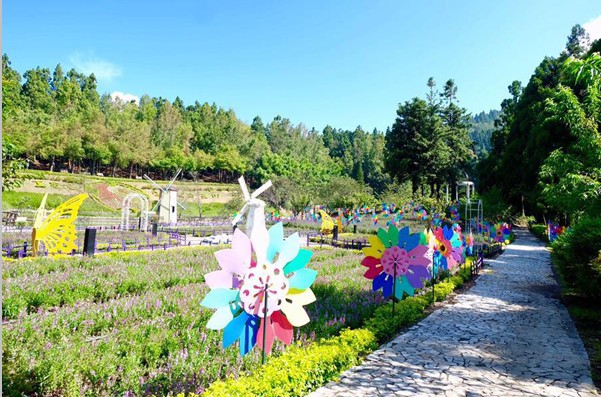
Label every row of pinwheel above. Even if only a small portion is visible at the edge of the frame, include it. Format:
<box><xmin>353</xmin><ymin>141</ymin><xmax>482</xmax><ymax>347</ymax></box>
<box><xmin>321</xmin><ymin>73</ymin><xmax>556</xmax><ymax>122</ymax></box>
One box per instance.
<box><xmin>200</xmin><ymin>222</ymin><xmax>471</xmax><ymax>359</ymax></box>
<box><xmin>199</xmin><ymin>178</ymin><xmax>476</xmax><ymax>361</ymax></box>
<box><xmin>360</xmin><ymin>225</ymin><xmax>466</xmax><ymax>300</ymax></box>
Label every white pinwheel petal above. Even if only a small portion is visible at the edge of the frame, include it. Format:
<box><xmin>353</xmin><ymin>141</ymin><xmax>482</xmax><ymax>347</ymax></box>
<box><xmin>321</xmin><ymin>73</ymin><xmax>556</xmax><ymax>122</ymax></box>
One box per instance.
<box><xmin>206</xmin><ymin>306</ymin><xmax>234</xmax><ymax>330</ymax></box>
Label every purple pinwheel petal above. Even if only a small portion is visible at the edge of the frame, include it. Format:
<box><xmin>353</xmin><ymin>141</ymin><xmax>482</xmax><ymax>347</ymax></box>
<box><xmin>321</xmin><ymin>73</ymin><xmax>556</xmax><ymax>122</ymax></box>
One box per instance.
<box><xmin>408</xmin><ymin>245</ymin><xmax>430</xmax><ymax>267</ymax></box>
<box><xmin>232</xmin><ymin>229</ymin><xmax>252</xmax><ymax>268</ymax></box>
<box><xmin>406</xmin><ymin>265</ymin><xmax>430</xmax><ymax>288</ymax></box>
<box><xmin>451</xmin><ymin>248</ymin><xmax>463</xmax><ymax>263</ymax></box>
<box><xmin>214</xmin><ymin>249</ymin><xmax>247</xmax><ymax>276</ymax></box>
<box><xmin>205</xmin><ymin>270</ymin><xmax>236</xmax><ymax>289</ymax></box>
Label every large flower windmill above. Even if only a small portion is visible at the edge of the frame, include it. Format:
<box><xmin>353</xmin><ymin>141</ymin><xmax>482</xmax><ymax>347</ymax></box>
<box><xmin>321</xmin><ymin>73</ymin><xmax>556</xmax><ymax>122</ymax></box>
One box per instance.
<box><xmin>202</xmin><ymin>176</ymin><xmax>317</xmax><ymax>359</ymax></box>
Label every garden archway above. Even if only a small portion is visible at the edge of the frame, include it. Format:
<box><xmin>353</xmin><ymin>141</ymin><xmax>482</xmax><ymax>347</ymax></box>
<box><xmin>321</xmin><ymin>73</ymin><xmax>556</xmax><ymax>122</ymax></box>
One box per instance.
<box><xmin>121</xmin><ymin>193</ymin><xmax>151</xmax><ymax>231</ymax></box>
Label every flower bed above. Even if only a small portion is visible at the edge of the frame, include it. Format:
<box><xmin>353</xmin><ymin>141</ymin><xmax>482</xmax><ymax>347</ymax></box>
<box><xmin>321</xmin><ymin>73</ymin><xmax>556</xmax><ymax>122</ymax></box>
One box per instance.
<box><xmin>2</xmin><ymin>247</ymin><xmax>383</xmax><ymax>396</ymax></box>
<box><xmin>3</xmin><ymin>241</ymin><xmax>475</xmax><ymax>396</ymax></box>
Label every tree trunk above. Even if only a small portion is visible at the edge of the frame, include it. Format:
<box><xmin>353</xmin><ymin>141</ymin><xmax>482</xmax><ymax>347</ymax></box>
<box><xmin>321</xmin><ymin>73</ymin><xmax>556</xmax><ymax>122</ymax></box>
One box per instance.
<box><xmin>129</xmin><ymin>163</ymin><xmax>134</xmax><ymax>179</ymax></box>
<box><xmin>50</xmin><ymin>156</ymin><xmax>55</xmax><ymax>172</ymax></box>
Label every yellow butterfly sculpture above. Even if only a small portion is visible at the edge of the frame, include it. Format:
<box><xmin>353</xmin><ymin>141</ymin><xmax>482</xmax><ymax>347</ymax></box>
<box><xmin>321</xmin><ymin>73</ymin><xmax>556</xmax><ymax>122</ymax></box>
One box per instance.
<box><xmin>32</xmin><ymin>193</ymin><xmax>88</xmax><ymax>257</ymax></box>
<box><xmin>319</xmin><ymin>210</ymin><xmax>334</xmax><ymax>235</ymax></box>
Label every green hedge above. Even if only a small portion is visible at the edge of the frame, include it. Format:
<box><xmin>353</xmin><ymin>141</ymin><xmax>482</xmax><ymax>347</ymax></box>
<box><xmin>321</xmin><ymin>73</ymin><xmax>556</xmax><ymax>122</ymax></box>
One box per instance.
<box><xmin>196</xmin><ymin>265</ymin><xmax>473</xmax><ymax>397</ymax></box>
<box><xmin>551</xmin><ymin>217</ymin><xmax>601</xmax><ymax>297</ymax></box>
<box><xmin>530</xmin><ymin>224</ymin><xmax>549</xmax><ymax>243</ymax></box>
<box><xmin>200</xmin><ymin>328</ymin><xmax>378</xmax><ymax>397</ymax></box>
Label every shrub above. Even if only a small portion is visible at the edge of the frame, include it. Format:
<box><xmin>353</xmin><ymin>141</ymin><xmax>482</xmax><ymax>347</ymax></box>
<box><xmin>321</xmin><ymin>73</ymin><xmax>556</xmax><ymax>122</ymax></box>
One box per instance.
<box><xmin>551</xmin><ymin>217</ymin><xmax>601</xmax><ymax>297</ymax></box>
<box><xmin>202</xmin><ymin>328</ymin><xmax>378</xmax><ymax>397</ymax></box>
<box><xmin>530</xmin><ymin>224</ymin><xmax>549</xmax><ymax>242</ymax></box>
<box><xmin>363</xmin><ymin>297</ymin><xmax>428</xmax><ymax>341</ymax></box>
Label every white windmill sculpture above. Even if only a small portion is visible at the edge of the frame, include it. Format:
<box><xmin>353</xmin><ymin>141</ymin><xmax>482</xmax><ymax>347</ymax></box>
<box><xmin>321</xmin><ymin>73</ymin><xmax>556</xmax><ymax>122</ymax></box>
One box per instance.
<box><xmin>232</xmin><ymin>176</ymin><xmax>272</xmax><ymax>262</ymax></box>
<box><xmin>143</xmin><ymin>168</ymin><xmax>187</xmax><ymax>224</ymax></box>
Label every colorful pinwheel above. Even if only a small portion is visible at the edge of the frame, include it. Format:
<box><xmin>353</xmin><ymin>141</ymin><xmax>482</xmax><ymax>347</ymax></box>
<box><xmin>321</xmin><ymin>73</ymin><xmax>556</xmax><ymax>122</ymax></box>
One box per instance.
<box><xmin>548</xmin><ymin>222</ymin><xmax>564</xmax><ymax>242</ymax></box>
<box><xmin>466</xmin><ymin>231</ymin><xmax>474</xmax><ymax>256</ymax></box>
<box><xmin>361</xmin><ymin>226</ymin><xmax>430</xmax><ymax>299</ymax></box>
<box><xmin>201</xmin><ymin>223</ymin><xmax>316</xmax><ymax>356</ymax></box>
<box><xmin>490</xmin><ymin>223</ymin><xmax>509</xmax><ymax>243</ymax></box>
<box><xmin>430</xmin><ymin>225</ymin><xmax>464</xmax><ymax>271</ymax></box>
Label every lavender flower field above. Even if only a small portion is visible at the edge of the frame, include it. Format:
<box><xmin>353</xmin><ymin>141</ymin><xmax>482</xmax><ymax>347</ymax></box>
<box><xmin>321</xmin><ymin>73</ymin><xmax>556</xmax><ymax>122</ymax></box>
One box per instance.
<box><xmin>3</xmin><ymin>246</ymin><xmax>383</xmax><ymax>396</ymax></box>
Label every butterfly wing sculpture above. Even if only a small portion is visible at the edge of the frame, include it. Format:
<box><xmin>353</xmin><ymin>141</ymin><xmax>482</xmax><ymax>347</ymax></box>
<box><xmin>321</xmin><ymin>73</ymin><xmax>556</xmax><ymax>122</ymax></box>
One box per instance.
<box><xmin>319</xmin><ymin>210</ymin><xmax>334</xmax><ymax>235</ymax></box>
<box><xmin>32</xmin><ymin>193</ymin><xmax>88</xmax><ymax>256</ymax></box>
<box><xmin>33</xmin><ymin>193</ymin><xmax>49</xmax><ymax>229</ymax></box>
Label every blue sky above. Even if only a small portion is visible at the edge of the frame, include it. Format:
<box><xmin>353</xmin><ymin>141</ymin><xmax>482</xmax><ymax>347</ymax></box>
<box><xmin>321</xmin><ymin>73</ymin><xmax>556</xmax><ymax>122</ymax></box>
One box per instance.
<box><xmin>4</xmin><ymin>1</ymin><xmax>601</xmax><ymax>132</ymax></box>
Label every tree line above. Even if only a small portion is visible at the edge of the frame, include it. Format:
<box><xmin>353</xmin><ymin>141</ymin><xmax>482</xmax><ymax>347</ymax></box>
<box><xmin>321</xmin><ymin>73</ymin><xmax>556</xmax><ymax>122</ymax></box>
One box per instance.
<box><xmin>3</xmin><ymin>52</ymin><xmax>490</xmax><ymax>209</ymax></box>
<box><xmin>478</xmin><ymin>24</ymin><xmax>601</xmax><ymax>224</ymax></box>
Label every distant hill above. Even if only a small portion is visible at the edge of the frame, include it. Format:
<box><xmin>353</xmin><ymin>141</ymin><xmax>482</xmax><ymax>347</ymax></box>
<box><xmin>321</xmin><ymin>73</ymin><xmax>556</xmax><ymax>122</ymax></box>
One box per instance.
<box><xmin>470</xmin><ymin>110</ymin><xmax>500</xmax><ymax>158</ymax></box>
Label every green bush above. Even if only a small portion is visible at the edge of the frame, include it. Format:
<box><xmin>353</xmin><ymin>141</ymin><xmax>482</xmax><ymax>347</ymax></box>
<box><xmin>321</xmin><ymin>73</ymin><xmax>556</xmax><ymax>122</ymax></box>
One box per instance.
<box><xmin>530</xmin><ymin>224</ymin><xmax>549</xmax><ymax>242</ymax></box>
<box><xmin>433</xmin><ymin>281</ymin><xmax>455</xmax><ymax>301</ymax></box>
<box><xmin>363</xmin><ymin>297</ymin><xmax>428</xmax><ymax>341</ymax></box>
<box><xmin>551</xmin><ymin>217</ymin><xmax>601</xmax><ymax>297</ymax></box>
<box><xmin>202</xmin><ymin>328</ymin><xmax>378</xmax><ymax>397</ymax></box>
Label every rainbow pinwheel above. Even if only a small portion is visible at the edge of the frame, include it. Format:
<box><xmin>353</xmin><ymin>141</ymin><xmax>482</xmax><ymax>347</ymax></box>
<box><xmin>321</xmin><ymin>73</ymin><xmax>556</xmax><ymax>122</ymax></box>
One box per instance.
<box><xmin>548</xmin><ymin>222</ymin><xmax>564</xmax><ymax>242</ymax></box>
<box><xmin>201</xmin><ymin>223</ymin><xmax>316</xmax><ymax>356</ymax></box>
<box><xmin>491</xmin><ymin>223</ymin><xmax>510</xmax><ymax>243</ymax></box>
<box><xmin>466</xmin><ymin>231</ymin><xmax>474</xmax><ymax>256</ymax></box>
<box><xmin>430</xmin><ymin>225</ymin><xmax>464</xmax><ymax>271</ymax></box>
<box><xmin>501</xmin><ymin>223</ymin><xmax>512</xmax><ymax>241</ymax></box>
<box><xmin>361</xmin><ymin>226</ymin><xmax>430</xmax><ymax>299</ymax></box>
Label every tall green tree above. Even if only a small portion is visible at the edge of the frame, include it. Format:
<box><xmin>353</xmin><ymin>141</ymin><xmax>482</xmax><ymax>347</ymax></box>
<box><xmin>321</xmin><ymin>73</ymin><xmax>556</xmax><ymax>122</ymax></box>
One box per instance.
<box><xmin>539</xmin><ymin>53</ymin><xmax>601</xmax><ymax>221</ymax></box>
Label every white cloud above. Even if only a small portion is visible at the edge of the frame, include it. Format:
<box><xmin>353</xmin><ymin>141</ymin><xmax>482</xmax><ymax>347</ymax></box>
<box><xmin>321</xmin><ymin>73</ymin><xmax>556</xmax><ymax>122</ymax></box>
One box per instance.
<box><xmin>69</xmin><ymin>52</ymin><xmax>122</xmax><ymax>82</ymax></box>
<box><xmin>583</xmin><ymin>14</ymin><xmax>601</xmax><ymax>42</ymax></box>
<box><xmin>110</xmin><ymin>91</ymin><xmax>140</xmax><ymax>104</ymax></box>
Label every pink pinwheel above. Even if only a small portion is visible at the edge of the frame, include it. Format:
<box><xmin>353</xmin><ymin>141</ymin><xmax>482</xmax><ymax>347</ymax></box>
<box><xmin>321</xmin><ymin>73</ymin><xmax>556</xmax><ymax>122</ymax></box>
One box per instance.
<box><xmin>431</xmin><ymin>225</ymin><xmax>464</xmax><ymax>271</ymax></box>
<box><xmin>201</xmin><ymin>224</ymin><xmax>316</xmax><ymax>356</ymax></box>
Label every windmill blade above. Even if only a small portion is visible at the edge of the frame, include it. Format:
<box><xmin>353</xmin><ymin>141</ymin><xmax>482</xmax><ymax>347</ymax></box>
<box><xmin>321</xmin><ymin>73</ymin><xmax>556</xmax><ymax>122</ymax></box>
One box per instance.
<box><xmin>232</xmin><ymin>203</ymin><xmax>249</xmax><ymax>225</ymax></box>
<box><xmin>251</xmin><ymin>180</ymin><xmax>272</xmax><ymax>199</ymax></box>
<box><xmin>165</xmin><ymin>168</ymin><xmax>182</xmax><ymax>191</ymax></box>
<box><xmin>150</xmin><ymin>201</ymin><xmax>160</xmax><ymax>213</ymax></box>
<box><xmin>238</xmin><ymin>176</ymin><xmax>251</xmax><ymax>201</ymax></box>
<box><xmin>178</xmin><ymin>202</ymin><xmax>187</xmax><ymax>210</ymax></box>
<box><xmin>143</xmin><ymin>174</ymin><xmax>166</xmax><ymax>192</ymax></box>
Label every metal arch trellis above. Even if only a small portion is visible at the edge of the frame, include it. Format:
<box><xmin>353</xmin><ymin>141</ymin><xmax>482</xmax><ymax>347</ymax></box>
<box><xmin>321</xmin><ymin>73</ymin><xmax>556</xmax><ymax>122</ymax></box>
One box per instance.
<box><xmin>121</xmin><ymin>193</ymin><xmax>151</xmax><ymax>231</ymax></box>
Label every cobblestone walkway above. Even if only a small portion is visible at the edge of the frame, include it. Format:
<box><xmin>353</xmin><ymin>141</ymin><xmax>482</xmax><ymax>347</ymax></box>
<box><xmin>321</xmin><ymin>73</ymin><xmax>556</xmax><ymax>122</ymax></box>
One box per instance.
<box><xmin>308</xmin><ymin>230</ymin><xmax>598</xmax><ymax>397</ymax></box>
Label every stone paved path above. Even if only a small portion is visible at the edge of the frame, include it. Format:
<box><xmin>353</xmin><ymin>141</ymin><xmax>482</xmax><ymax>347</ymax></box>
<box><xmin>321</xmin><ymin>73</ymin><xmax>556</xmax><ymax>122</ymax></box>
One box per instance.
<box><xmin>307</xmin><ymin>230</ymin><xmax>598</xmax><ymax>397</ymax></box>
